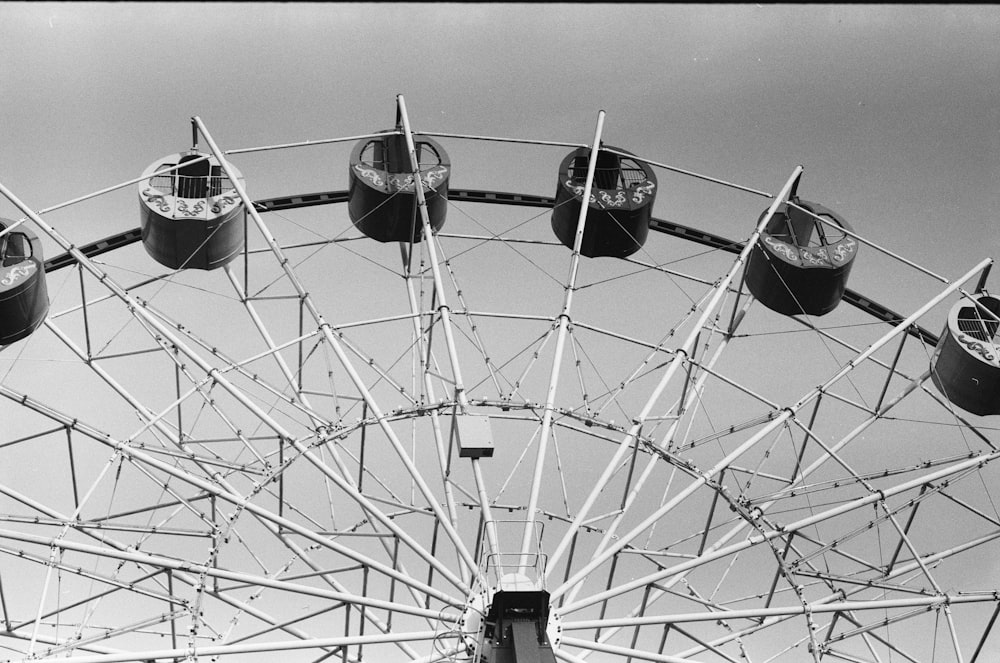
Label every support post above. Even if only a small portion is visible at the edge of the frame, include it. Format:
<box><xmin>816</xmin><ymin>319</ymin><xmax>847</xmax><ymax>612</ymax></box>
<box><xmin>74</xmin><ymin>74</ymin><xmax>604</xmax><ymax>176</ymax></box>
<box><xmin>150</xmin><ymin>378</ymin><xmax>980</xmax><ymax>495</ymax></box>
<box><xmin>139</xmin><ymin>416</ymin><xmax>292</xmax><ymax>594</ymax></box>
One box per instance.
<box><xmin>518</xmin><ymin>109</ymin><xmax>607</xmax><ymax>568</ymax></box>
<box><xmin>78</xmin><ymin>266</ymin><xmax>92</xmax><ymax>358</ymax></box>
<box><xmin>971</xmin><ymin>601</ymin><xmax>1000</xmax><ymax>663</ymax></box>
<box><xmin>65</xmin><ymin>426</ymin><xmax>80</xmax><ymax>509</ymax></box>
<box><xmin>192</xmin><ymin>115</ymin><xmax>480</xmax><ymax>584</ymax></box>
<box><xmin>0</xmin><ymin>570</ymin><xmax>10</xmax><ymax>632</ymax></box>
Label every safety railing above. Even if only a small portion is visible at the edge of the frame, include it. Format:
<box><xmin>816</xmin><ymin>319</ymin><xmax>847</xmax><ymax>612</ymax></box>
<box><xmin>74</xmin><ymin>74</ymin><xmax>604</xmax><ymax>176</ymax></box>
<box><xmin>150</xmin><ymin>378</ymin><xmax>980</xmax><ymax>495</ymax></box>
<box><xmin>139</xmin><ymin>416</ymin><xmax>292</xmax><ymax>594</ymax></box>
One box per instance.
<box><xmin>479</xmin><ymin>520</ymin><xmax>547</xmax><ymax>592</ymax></box>
<box><xmin>147</xmin><ymin>171</ymin><xmax>235</xmax><ymax>198</ymax></box>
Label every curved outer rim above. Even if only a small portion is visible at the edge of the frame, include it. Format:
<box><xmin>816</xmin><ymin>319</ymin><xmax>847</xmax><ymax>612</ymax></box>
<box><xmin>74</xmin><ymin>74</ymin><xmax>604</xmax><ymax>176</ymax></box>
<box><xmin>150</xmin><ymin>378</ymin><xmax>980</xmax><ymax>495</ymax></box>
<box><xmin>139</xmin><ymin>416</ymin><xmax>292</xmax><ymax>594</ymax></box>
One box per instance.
<box><xmin>44</xmin><ymin>188</ymin><xmax>940</xmax><ymax>346</ymax></box>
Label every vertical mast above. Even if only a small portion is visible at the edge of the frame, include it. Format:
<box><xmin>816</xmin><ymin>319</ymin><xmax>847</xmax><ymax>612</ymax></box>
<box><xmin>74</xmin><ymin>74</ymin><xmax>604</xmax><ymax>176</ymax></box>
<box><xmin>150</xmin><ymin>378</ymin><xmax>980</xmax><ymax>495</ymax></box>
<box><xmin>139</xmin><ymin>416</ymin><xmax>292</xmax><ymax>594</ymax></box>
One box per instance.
<box><xmin>397</xmin><ymin>94</ymin><xmax>503</xmax><ymax>565</ymax></box>
<box><xmin>519</xmin><ymin>111</ymin><xmax>607</xmax><ymax>570</ymax></box>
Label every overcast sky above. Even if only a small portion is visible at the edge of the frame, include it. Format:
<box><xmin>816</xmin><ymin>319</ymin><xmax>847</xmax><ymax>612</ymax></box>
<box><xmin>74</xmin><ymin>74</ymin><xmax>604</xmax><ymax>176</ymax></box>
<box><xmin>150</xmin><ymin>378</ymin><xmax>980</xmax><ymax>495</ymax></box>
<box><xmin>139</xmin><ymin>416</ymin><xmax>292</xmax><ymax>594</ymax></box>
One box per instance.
<box><xmin>0</xmin><ymin>5</ymin><xmax>998</xmax><ymax>660</ymax></box>
<box><xmin>1</xmin><ymin>4</ymin><xmax>996</xmax><ymax>293</ymax></box>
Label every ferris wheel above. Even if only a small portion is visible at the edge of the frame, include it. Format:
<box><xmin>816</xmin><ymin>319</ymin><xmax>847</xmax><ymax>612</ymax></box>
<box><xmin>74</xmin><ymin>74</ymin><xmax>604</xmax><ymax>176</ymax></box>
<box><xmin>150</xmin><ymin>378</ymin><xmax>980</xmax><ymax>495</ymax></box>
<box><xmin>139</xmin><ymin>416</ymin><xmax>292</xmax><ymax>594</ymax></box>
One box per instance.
<box><xmin>0</xmin><ymin>96</ymin><xmax>998</xmax><ymax>663</ymax></box>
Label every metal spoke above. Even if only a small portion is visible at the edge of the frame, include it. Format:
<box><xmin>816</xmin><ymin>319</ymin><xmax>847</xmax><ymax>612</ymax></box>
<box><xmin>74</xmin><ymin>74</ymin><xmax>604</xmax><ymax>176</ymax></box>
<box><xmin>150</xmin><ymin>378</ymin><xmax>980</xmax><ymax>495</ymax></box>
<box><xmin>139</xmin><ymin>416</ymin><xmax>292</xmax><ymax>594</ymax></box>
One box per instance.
<box><xmin>193</xmin><ymin>116</ymin><xmax>481</xmax><ymax>581</ymax></box>
<box><xmin>0</xmin><ymin>100</ymin><xmax>996</xmax><ymax>663</ymax></box>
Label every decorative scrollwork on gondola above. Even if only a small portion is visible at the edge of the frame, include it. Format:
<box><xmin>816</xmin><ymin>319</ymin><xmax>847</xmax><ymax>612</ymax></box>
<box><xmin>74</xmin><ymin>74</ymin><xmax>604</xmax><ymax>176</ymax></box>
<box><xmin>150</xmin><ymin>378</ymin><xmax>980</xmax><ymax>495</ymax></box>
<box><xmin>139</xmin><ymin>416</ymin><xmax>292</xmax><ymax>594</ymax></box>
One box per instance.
<box><xmin>551</xmin><ymin>146</ymin><xmax>658</xmax><ymax>258</ymax></box>
<box><xmin>138</xmin><ymin>151</ymin><xmax>246</xmax><ymax>270</ymax></box>
<box><xmin>141</xmin><ymin>188</ymin><xmax>171</xmax><ymax>213</ymax></box>
<box><xmin>745</xmin><ymin>198</ymin><xmax>857</xmax><ymax>317</ymax></box>
<box><xmin>931</xmin><ymin>293</ymin><xmax>1000</xmax><ymax>415</ymax></box>
<box><xmin>348</xmin><ymin>131</ymin><xmax>451</xmax><ymax>243</ymax></box>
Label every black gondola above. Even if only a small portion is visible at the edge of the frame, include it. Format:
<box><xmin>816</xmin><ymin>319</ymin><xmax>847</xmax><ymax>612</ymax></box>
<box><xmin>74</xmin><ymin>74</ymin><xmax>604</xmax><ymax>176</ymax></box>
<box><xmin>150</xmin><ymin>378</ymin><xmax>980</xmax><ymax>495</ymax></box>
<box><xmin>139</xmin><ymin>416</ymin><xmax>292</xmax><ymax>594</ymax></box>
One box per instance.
<box><xmin>744</xmin><ymin>197</ymin><xmax>858</xmax><ymax>316</ymax></box>
<box><xmin>0</xmin><ymin>219</ymin><xmax>48</xmax><ymax>345</ymax></box>
<box><xmin>551</xmin><ymin>146</ymin><xmax>657</xmax><ymax>258</ymax></box>
<box><xmin>138</xmin><ymin>151</ymin><xmax>246</xmax><ymax>270</ymax></box>
<box><xmin>348</xmin><ymin>131</ymin><xmax>450</xmax><ymax>243</ymax></box>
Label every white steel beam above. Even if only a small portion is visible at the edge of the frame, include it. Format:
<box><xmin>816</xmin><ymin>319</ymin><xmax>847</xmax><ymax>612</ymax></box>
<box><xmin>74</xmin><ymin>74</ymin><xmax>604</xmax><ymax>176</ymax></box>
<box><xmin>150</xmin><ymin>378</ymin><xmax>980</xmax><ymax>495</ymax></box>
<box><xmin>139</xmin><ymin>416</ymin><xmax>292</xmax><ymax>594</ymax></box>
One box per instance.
<box><xmin>12</xmin><ymin>630</ymin><xmax>440</xmax><ymax>663</ymax></box>
<box><xmin>520</xmin><ymin>109</ymin><xmax>606</xmax><ymax>565</ymax></box>
<box><xmin>546</xmin><ymin>166</ymin><xmax>805</xmax><ymax>577</ymax></box>
<box><xmin>0</xmin><ymin>382</ymin><xmax>460</xmax><ymax>608</ymax></box>
<box><xmin>400</xmin><ymin>243</ymin><xmax>468</xmax><ymax>583</ymax></box>
<box><xmin>560</xmin><ymin>295</ymin><xmax>754</xmax><ymax>608</ymax></box>
<box><xmin>561</xmin><ymin>448</ymin><xmax>1000</xmax><ymax>615</ymax></box>
<box><xmin>0</xmin><ymin>473</ymin><xmax>418</xmax><ymax>660</ymax></box>
<box><xmin>221</xmin><ymin>264</ymin><xmax>470</xmax><ymax>597</ymax></box>
<box><xmin>666</xmin><ymin>511</ymin><xmax>1000</xmax><ymax>659</ymax></box>
<box><xmin>0</xmin><ymin>526</ymin><xmax>455</xmax><ymax>623</ymax></box>
<box><xmin>552</xmin><ymin>257</ymin><xmax>992</xmax><ymax>602</ymax></box>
